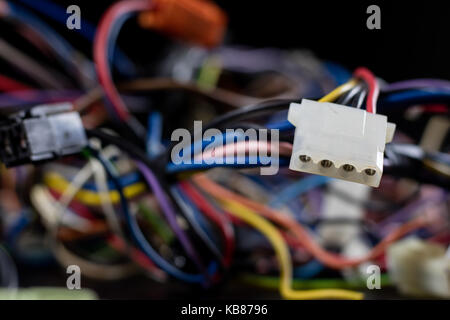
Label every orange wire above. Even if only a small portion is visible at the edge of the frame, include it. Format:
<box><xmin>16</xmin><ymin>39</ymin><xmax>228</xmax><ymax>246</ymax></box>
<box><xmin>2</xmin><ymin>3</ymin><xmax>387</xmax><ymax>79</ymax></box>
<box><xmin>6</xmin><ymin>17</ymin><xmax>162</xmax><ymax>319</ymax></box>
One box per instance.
<box><xmin>193</xmin><ymin>174</ymin><xmax>428</xmax><ymax>270</ymax></box>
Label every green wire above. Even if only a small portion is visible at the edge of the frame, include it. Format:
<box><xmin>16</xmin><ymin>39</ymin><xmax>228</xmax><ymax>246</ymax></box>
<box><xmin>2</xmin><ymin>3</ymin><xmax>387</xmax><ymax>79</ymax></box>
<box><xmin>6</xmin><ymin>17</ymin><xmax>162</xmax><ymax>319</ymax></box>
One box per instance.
<box><xmin>138</xmin><ymin>202</ymin><xmax>174</xmax><ymax>244</ymax></box>
<box><xmin>197</xmin><ymin>56</ymin><xmax>222</xmax><ymax>90</ymax></box>
<box><xmin>240</xmin><ymin>273</ymin><xmax>392</xmax><ymax>290</ymax></box>
<box><xmin>0</xmin><ymin>288</ymin><xmax>97</xmax><ymax>300</ymax></box>
<box><xmin>87</xmin><ymin>243</ymin><xmax>122</xmax><ymax>262</ymax></box>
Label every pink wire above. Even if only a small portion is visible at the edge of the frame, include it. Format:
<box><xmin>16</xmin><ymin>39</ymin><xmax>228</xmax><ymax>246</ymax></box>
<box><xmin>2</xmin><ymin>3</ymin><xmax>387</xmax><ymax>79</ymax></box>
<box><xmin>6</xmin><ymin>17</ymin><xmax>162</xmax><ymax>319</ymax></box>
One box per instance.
<box><xmin>195</xmin><ymin>141</ymin><xmax>293</xmax><ymax>162</ymax></box>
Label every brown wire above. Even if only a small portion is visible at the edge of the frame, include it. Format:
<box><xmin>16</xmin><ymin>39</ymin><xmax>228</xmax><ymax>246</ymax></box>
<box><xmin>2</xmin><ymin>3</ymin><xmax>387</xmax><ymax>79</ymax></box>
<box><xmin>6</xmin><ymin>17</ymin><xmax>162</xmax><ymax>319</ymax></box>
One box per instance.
<box><xmin>74</xmin><ymin>77</ymin><xmax>299</xmax><ymax>113</ymax></box>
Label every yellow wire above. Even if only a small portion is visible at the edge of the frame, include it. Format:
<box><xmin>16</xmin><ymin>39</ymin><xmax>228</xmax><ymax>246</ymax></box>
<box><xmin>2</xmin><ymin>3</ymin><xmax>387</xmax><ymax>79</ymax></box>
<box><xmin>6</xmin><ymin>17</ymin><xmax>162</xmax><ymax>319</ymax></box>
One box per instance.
<box><xmin>43</xmin><ymin>172</ymin><xmax>146</xmax><ymax>206</ymax></box>
<box><xmin>319</xmin><ymin>79</ymin><xmax>358</xmax><ymax>103</ymax></box>
<box><xmin>423</xmin><ymin>159</ymin><xmax>450</xmax><ymax>177</ymax></box>
<box><xmin>221</xmin><ymin>199</ymin><xmax>363</xmax><ymax>300</ymax></box>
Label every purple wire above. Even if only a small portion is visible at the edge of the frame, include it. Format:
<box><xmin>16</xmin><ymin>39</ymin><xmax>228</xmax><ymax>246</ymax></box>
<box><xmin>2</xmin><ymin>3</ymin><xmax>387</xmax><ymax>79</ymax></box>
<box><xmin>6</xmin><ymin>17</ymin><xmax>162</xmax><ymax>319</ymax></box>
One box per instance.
<box><xmin>383</xmin><ymin>79</ymin><xmax>450</xmax><ymax>92</ymax></box>
<box><xmin>216</xmin><ymin>46</ymin><xmax>284</xmax><ymax>73</ymax></box>
<box><xmin>0</xmin><ymin>90</ymin><xmax>82</xmax><ymax>109</ymax></box>
<box><xmin>134</xmin><ymin>161</ymin><xmax>205</xmax><ymax>272</ymax></box>
<box><xmin>376</xmin><ymin>190</ymin><xmax>446</xmax><ymax>237</ymax></box>
<box><xmin>307</xmin><ymin>188</ymin><xmax>323</xmax><ymax>220</ymax></box>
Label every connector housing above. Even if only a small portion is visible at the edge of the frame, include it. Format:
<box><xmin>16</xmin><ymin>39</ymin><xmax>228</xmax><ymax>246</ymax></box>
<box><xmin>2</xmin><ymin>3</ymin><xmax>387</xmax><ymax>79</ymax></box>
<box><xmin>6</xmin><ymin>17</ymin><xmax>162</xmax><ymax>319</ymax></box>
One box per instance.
<box><xmin>138</xmin><ymin>0</ymin><xmax>227</xmax><ymax>48</ymax></box>
<box><xmin>287</xmin><ymin>99</ymin><xmax>396</xmax><ymax>187</ymax></box>
<box><xmin>0</xmin><ymin>103</ymin><xmax>87</xmax><ymax>167</ymax></box>
<box><xmin>387</xmin><ymin>237</ymin><xmax>450</xmax><ymax>298</ymax></box>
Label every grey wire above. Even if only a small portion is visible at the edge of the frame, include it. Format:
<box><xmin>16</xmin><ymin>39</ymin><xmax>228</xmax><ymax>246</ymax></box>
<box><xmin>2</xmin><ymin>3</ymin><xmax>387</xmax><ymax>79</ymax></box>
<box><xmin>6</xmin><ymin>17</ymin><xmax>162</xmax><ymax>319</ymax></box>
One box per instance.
<box><xmin>0</xmin><ymin>37</ymin><xmax>72</xmax><ymax>89</ymax></box>
<box><xmin>0</xmin><ymin>245</ymin><xmax>19</xmax><ymax>289</ymax></box>
<box><xmin>353</xmin><ymin>89</ymin><xmax>367</xmax><ymax>109</ymax></box>
<box><xmin>170</xmin><ymin>187</ymin><xmax>224</xmax><ymax>266</ymax></box>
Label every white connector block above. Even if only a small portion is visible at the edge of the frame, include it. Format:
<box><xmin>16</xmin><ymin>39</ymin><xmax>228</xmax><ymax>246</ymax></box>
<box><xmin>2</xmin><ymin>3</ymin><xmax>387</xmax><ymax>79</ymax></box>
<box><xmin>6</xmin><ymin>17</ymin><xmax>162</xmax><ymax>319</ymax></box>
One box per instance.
<box><xmin>287</xmin><ymin>99</ymin><xmax>396</xmax><ymax>187</ymax></box>
<box><xmin>387</xmin><ymin>237</ymin><xmax>450</xmax><ymax>298</ymax></box>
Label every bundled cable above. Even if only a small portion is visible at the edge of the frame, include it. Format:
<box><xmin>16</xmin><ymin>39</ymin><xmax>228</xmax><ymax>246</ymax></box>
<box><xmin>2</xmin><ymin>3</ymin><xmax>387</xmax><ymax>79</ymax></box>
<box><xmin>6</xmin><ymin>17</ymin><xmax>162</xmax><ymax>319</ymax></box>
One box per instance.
<box><xmin>353</xmin><ymin>67</ymin><xmax>379</xmax><ymax>113</ymax></box>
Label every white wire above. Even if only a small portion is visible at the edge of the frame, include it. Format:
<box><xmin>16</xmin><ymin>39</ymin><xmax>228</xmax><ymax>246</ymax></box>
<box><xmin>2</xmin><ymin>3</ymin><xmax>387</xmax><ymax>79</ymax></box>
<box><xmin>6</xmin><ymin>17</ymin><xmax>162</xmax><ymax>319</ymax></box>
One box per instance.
<box><xmin>89</xmin><ymin>157</ymin><xmax>126</xmax><ymax>241</ymax></box>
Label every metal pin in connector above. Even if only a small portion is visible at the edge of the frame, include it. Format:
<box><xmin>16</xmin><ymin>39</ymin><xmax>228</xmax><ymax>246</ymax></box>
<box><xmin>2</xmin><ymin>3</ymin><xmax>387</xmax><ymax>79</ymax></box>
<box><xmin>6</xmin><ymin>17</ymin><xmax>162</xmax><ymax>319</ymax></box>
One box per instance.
<box><xmin>342</xmin><ymin>164</ymin><xmax>354</xmax><ymax>172</ymax></box>
<box><xmin>365</xmin><ymin>169</ymin><xmax>376</xmax><ymax>176</ymax></box>
<box><xmin>320</xmin><ymin>160</ymin><xmax>333</xmax><ymax>168</ymax></box>
<box><xmin>299</xmin><ymin>155</ymin><xmax>311</xmax><ymax>162</ymax></box>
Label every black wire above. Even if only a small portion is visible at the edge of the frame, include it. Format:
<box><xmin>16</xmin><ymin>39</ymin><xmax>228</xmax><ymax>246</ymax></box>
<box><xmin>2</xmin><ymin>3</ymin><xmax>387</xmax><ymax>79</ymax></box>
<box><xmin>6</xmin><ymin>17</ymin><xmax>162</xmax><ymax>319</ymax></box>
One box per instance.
<box><xmin>164</xmin><ymin>186</ymin><xmax>224</xmax><ymax>272</ymax></box>
<box><xmin>336</xmin><ymin>84</ymin><xmax>363</xmax><ymax>106</ymax></box>
<box><xmin>170</xmin><ymin>188</ymin><xmax>225</xmax><ymax>268</ymax></box>
<box><xmin>203</xmin><ymin>98</ymin><xmax>301</xmax><ymax>130</ymax></box>
<box><xmin>225</xmin><ymin>121</ymin><xmax>268</xmax><ymax>131</ymax></box>
<box><xmin>86</xmin><ymin>128</ymin><xmax>162</xmax><ymax>172</ymax></box>
<box><xmin>352</xmin><ymin>87</ymin><xmax>367</xmax><ymax>109</ymax></box>
<box><xmin>384</xmin><ymin>143</ymin><xmax>450</xmax><ymax>189</ymax></box>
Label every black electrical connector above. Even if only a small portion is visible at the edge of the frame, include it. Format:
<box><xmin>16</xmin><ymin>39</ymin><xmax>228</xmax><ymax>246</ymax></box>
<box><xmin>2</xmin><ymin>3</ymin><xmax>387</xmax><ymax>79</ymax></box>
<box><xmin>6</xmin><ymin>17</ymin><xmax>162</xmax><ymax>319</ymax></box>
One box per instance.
<box><xmin>0</xmin><ymin>118</ymin><xmax>29</xmax><ymax>166</ymax></box>
<box><xmin>0</xmin><ymin>103</ymin><xmax>87</xmax><ymax>167</ymax></box>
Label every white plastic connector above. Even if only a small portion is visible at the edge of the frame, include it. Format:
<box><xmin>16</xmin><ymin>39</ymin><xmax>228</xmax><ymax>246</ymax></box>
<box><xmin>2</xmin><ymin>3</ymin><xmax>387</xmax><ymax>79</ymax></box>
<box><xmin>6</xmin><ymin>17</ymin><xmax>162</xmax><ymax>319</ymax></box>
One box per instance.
<box><xmin>387</xmin><ymin>237</ymin><xmax>450</xmax><ymax>298</ymax></box>
<box><xmin>287</xmin><ymin>99</ymin><xmax>396</xmax><ymax>187</ymax></box>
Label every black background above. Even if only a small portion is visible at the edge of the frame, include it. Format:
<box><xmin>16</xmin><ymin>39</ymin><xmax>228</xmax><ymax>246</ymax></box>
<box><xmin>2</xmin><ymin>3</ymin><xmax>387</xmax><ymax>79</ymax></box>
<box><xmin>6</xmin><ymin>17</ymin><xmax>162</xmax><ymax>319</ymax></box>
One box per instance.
<box><xmin>18</xmin><ymin>0</ymin><xmax>450</xmax><ymax>82</ymax></box>
<box><xmin>216</xmin><ymin>0</ymin><xmax>450</xmax><ymax>81</ymax></box>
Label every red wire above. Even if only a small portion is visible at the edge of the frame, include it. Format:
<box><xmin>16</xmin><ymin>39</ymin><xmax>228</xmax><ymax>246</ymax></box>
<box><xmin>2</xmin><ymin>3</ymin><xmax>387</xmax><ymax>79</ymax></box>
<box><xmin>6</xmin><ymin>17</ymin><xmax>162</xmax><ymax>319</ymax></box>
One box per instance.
<box><xmin>48</xmin><ymin>188</ymin><xmax>97</xmax><ymax>221</ymax></box>
<box><xmin>107</xmin><ymin>234</ymin><xmax>165</xmax><ymax>279</ymax></box>
<box><xmin>93</xmin><ymin>0</ymin><xmax>151</xmax><ymax>121</ymax></box>
<box><xmin>421</xmin><ymin>104</ymin><xmax>449</xmax><ymax>113</ymax></box>
<box><xmin>179</xmin><ymin>181</ymin><xmax>235</xmax><ymax>268</ymax></box>
<box><xmin>353</xmin><ymin>67</ymin><xmax>379</xmax><ymax>113</ymax></box>
<box><xmin>0</xmin><ymin>74</ymin><xmax>32</xmax><ymax>92</ymax></box>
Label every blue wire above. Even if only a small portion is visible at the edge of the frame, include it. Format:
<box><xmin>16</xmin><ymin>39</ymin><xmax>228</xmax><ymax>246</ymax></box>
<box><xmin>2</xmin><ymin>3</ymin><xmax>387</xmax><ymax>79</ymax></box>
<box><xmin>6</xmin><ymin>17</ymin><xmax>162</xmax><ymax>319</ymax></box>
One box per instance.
<box><xmin>7</xmin><ymin>3</ymin><xmax>81</xmax><ymax>64</ymax></box>
<box><xmin>5</xmin><ymin>211</ymin><xmax>31</xmax><ymax>246</ymax></box>
<box><xmin>172</xmin><ymin>186</ymin><xmax>221</xmax><ymax>257</ymax></box>
<box><xmin>266</xmin><ymin>175</ymin><xmax>328</xmax><ymax>278</ymax></box>
<box><xmin>16</xmin><ymin>0</ymin><xmax>96</xmax><ymax>40</ymax></box>
<box><xmin>146</xmin><ymin>112</ymin><xmax>164</xmax><ymax>158</ymax></box>
<box><xmin>5</xmin><ymin>210</ymin><xmax>55</xmax><ymax>266</ymax></box>
<box><xmin>93</xmin><ymin>151</ymin><xmax>209</xmax><ymax>284</ymax></box>
<box><xmin>293</xmin><ymin>259</ymin><xmax>324</xmax><ymax>279</ymax></box>
<box><xmin>7</xmin><ymin>2</ymin><xmax>96</xmax><ymax>85</ymax></box>
<box><xmin>81</xmin><ymin>171</ymin><xmax>141</xmax><ymax>191</ymax></box>
<box><xmin>266</xmin><ymin>119</ymin><xmax>294</xmax><ymax>131</ymax></box>
<box><xmin>269</xmin><ymin>175</ymin><xmax>330</xmax><ymax>209</ymax></box>
<box><xmin>166</xmin><ymin>157</ymin><xmax>288</xmax><ymax>173</ymax></box>
<box><xmin>173</xmin><ymin>130</ymin><xmax>293</xmax><ymax>166</ymax></box>
<box><xmin>379</xmin><ymin>90</ymin><xmax>450</xmax><ymax>110</ymax></box>
<box><xmin>324</xmin><ymin>62</ymin><xmax>351</xmax><ymax>86</ymax></box>
<box><xmin>105</xmin><ymin>11</ymin><xmax>138</xmax><ymax>76</ymax></box>
<box><xmin>15</xmin><ymin>0</ymin><xmax>136</xmax><ymax>76</ymax></box>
